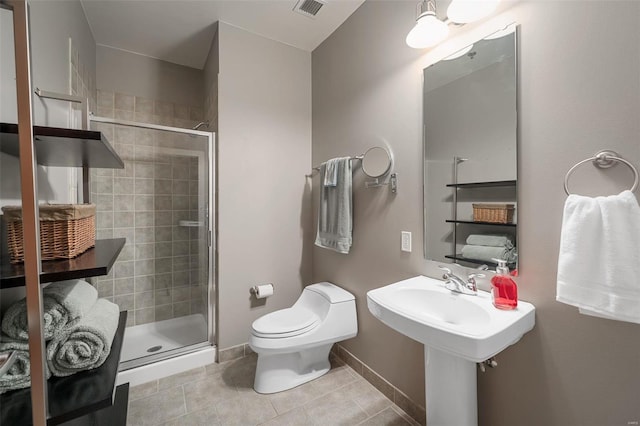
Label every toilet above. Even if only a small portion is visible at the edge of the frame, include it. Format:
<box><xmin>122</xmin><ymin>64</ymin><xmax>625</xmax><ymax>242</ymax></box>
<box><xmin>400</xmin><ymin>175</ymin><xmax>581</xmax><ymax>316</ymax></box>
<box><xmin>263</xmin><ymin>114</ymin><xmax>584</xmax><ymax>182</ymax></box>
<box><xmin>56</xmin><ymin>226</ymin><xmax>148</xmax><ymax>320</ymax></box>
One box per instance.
<box><xmin>248</xmin><ymin>282</ymin><xmax>357</xmax><ymax>394</ymax></box>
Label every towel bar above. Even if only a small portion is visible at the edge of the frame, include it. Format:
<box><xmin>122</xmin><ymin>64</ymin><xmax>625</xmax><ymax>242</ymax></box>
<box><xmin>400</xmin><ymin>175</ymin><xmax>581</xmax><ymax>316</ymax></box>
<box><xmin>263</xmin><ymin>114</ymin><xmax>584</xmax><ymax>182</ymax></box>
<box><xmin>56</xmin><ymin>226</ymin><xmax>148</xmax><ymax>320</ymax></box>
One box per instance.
<box><xmin>564</xmin><ymin>150</ymin><xmax>639</xmax><ymax>195</ymax></box>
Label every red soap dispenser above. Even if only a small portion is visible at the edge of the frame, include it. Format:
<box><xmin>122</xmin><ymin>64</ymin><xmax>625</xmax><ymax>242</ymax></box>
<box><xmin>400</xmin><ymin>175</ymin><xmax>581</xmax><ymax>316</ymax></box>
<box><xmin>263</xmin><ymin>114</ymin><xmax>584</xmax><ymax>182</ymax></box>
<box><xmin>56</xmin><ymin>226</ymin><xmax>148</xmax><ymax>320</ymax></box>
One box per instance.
<box><xmin>491</xmin><ymin>259</ymin><xmax>518</xmax><ymax>310</ymax></box>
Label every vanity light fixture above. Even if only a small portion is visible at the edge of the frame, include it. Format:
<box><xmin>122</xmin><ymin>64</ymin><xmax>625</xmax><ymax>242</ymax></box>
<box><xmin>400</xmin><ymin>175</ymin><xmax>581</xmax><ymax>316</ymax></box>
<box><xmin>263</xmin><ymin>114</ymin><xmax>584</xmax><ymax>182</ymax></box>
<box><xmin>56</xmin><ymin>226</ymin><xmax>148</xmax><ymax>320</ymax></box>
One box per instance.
<box><xmin>406</xmin><ymin>0</ymin><xmax>501</xmax><ymax>49</ymax></box>
<box><xmin>406</xmin><ymin>0</ymin><xmax>449</xmax><ymax>49</ymax></box>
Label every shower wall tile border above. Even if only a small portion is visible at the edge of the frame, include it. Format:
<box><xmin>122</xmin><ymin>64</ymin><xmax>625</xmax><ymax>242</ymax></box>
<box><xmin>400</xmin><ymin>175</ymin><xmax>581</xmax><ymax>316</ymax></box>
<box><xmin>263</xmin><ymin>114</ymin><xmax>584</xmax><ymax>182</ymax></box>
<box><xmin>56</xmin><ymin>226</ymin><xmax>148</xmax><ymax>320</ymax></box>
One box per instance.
<box><xmin>331</xmin><ymin>343</ymin><xmax>426</xmax><ymax>426</ymax></box>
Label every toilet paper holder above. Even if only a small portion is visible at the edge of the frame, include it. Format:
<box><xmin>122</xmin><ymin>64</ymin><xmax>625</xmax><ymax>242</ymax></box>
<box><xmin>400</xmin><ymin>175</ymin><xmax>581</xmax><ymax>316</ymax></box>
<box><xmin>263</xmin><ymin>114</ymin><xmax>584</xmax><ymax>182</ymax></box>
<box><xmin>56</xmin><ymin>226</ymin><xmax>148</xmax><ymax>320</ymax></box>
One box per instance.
<box><xmin>250</xmin><ymin>283</ymin><xmax>274</xmax><ymax>295</ymax></box>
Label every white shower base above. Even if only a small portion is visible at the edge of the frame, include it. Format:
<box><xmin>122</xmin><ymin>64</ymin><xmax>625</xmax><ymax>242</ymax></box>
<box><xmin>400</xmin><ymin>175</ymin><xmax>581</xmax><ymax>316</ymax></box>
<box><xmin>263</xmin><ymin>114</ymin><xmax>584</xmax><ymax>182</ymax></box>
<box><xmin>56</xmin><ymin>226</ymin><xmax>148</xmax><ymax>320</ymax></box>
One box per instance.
<box><xmin>117</xmin><ymin>313</ymin><xmax>215</xmax><ymax>387</ymax></box>
<box><xmin>120</xmin><ymin>314</ymin><xmax>208</xmax><ymax>362</ymax></box>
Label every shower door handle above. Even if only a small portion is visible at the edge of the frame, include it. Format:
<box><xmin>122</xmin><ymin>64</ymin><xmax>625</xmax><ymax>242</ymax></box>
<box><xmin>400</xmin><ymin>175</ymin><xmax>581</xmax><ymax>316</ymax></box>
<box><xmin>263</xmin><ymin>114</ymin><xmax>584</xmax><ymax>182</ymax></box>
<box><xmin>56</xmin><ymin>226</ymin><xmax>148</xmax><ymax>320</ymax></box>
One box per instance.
<box><xmin>178</xmin><ymin>220</ymin><xmax>202</xmax><ymax>227</ymax></box>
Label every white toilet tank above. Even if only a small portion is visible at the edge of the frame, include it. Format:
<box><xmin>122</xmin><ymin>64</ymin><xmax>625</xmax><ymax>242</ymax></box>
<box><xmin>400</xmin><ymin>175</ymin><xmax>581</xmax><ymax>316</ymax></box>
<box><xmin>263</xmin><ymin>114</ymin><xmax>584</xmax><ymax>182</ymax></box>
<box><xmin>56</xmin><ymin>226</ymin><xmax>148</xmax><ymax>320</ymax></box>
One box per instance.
<box><xmin>293</xmin><ymin>282</ymin><xmax>357</xmax><ymax>342</ymax></box>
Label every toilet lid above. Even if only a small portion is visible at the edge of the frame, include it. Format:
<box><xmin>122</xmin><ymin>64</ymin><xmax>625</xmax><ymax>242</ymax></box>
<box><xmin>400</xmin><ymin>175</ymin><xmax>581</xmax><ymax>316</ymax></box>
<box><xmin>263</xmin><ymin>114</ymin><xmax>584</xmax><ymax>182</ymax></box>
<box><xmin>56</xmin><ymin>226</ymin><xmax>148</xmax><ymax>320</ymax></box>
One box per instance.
<box><xmin>252</xmin><ymin>307</ymin><xmax>320</xmax><ymax>338</ymax></box>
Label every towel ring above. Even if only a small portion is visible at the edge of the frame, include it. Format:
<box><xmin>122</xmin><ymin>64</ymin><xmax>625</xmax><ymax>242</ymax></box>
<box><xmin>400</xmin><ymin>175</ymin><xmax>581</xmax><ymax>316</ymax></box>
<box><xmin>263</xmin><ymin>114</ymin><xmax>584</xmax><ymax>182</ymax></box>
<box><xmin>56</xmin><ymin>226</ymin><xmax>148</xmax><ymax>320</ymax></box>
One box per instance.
<box><xmin>564</xmin><ymin>150</ymin><xmax>639</xmax><ymax>195</ymax></box>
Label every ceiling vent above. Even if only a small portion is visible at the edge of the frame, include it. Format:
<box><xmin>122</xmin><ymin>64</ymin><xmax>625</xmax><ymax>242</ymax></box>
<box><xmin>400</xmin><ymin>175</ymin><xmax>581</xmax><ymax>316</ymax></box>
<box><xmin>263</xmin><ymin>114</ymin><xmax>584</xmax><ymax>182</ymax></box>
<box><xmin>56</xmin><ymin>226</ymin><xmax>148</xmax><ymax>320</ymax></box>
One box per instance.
<box><xmin>293</xmin><ymin>0</ymin><xmax>325</xmax><ymax>18</ymax></box>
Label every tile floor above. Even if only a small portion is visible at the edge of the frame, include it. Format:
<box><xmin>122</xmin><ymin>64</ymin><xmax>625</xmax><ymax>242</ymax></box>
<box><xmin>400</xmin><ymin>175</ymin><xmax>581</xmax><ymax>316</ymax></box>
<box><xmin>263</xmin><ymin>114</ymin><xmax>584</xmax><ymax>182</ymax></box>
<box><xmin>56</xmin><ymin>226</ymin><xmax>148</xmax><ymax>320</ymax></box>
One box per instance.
<box><xmin>126</xmin><ymin>354</ymin><xmax>420</xmax><ymax>426</ymax></box>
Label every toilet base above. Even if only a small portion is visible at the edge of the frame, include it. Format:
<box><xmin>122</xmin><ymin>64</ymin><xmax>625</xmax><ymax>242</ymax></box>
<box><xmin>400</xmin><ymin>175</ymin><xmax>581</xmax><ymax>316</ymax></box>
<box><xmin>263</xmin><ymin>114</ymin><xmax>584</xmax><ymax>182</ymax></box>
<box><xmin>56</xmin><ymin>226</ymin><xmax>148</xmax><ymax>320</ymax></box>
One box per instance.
<box><xmin>253</xmin><ymin>344</ymin><xmax>333</xmax><ymax>394</ymax></box>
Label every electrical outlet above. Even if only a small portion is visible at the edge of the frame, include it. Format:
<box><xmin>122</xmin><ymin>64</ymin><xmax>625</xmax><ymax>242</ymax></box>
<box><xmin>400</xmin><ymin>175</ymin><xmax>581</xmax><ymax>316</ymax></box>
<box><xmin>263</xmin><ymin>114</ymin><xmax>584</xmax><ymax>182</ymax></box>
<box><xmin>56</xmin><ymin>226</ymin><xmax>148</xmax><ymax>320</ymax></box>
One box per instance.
<box><xmin>401</xmin><ymin>231</ymin><xmax>412</xmax><ymax>252</ymax></box>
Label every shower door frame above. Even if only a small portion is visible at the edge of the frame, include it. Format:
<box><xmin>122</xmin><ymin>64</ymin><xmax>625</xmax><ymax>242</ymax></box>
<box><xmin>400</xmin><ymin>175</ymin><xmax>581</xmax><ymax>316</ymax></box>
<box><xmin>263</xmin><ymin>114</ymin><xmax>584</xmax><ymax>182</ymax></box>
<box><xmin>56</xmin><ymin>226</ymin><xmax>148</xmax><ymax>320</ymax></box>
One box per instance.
<box><xmin>89</xmin><ymin>115</ymin><xmax>216</xmax><ymax>366</ymax></box>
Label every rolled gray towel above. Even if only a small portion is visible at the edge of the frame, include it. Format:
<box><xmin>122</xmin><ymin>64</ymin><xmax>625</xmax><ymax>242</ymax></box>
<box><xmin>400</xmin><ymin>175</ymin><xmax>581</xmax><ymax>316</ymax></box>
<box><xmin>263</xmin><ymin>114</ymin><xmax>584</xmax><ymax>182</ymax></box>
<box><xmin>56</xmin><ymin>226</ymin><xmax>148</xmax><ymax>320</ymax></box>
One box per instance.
<box><xmin>466</xmin><ymin>234</ymin><xmax>513</xmax><ymax>248</ymax></box>
<box><xmin>1</xmin><ymin>279</ymin><xmax>98</xmax><ymax>341</ymax></box>
<box><xmin>46</xmin><ymin>298</ymin><xmax>119</xmax><ymax>377</ymax></box>
<box><xmin>461</xmin><ymin>244</ymin><xmax>517</xmax><ymax>264</ymax></box>
<box><xmin>0</xmin><ymin>337</ymin><xmax>51</xmax><ymax>394</ymax></box>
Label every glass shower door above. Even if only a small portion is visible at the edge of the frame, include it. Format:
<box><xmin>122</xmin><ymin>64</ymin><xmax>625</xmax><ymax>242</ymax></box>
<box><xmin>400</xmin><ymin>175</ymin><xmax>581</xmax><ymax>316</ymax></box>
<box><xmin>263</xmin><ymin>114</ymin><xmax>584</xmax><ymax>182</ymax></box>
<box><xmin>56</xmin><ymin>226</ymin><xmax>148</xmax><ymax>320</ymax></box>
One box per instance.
<box><xmin>91</xmin><ymin>120</ymin><xmax>213</xmax><ymax>367</ymax></box>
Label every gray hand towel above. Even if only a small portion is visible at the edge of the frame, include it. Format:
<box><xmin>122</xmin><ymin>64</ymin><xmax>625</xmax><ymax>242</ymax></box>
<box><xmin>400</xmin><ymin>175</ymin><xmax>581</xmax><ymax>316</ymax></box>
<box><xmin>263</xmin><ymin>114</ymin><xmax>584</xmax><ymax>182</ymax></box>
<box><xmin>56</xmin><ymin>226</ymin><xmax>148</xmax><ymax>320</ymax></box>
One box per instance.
<box><xmin>0</xmin><ymin>337</ymin><xmax>51</xmax><ymax>394</ymax></box>
<box><xmin>46</xmin><ymin>298</ymin><xmax>119</xmax><ymax>377</ymax></box>
<box><xmin>1</xmin><ymin>279</ymin><xmax>98</xmax><ymax>341</ymax></box>
<box><xmin>315</xmin><ymin>157</ymin><xmax>353</xmax><ymax>254</ymax></box>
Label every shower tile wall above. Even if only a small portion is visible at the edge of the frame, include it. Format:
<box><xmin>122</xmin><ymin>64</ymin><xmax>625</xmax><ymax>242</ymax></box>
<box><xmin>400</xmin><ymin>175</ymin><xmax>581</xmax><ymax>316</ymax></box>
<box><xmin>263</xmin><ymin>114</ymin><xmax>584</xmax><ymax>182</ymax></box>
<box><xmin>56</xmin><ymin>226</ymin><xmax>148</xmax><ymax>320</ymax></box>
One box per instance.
<box><xmin>92</xmin><ymin>89</ymin><xmax>206</xmax><ymax>327</ymax></box>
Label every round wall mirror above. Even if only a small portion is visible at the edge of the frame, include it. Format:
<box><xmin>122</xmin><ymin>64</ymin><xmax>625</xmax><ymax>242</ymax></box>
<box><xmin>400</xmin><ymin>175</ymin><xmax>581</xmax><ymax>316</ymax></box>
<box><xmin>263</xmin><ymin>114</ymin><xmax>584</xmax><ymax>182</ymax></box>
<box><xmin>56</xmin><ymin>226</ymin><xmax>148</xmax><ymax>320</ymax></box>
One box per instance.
<box><xmin>361</xmin><ymin>146</ymin><xmax>392</xmax><ymax>178</ymax></box>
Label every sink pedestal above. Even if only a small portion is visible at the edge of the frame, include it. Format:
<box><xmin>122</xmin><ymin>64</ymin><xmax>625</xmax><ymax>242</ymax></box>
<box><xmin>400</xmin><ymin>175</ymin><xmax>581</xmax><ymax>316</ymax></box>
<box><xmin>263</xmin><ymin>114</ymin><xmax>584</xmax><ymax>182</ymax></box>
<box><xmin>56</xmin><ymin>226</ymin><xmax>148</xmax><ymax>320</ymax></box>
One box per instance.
<box><xmin>425</xmin><ymin>347</ymin><xmax>477</xmax><ymax>426</ymax></box>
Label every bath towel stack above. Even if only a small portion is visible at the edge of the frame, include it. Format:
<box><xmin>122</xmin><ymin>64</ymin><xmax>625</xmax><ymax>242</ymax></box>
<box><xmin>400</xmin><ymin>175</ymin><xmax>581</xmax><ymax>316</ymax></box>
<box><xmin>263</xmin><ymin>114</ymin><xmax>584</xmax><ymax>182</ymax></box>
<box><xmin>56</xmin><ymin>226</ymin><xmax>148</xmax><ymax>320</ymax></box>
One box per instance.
<box><xmin>460</xmin><ymin>234</ymin><xmax>517</xmax><ymax>264</ymax></box>
<box><xmin>0</xmin><ymin>279</ymin><xmax>120</xmax><ymax>393</ymax></box>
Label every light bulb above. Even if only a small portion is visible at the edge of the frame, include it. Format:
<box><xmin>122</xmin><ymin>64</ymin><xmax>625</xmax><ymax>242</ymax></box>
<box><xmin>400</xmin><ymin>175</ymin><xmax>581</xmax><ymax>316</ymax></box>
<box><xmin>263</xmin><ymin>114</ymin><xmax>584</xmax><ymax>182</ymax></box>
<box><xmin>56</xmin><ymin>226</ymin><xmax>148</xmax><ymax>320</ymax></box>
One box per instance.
<box><xmin>406</xmin><ymin>12</ymin><xmax>450</xmax><ymax>49</ymax></box>
<box><xmin>447</xmin><ymin>0</ymin><xmax>500</xmax><ymax>24</ymax></box>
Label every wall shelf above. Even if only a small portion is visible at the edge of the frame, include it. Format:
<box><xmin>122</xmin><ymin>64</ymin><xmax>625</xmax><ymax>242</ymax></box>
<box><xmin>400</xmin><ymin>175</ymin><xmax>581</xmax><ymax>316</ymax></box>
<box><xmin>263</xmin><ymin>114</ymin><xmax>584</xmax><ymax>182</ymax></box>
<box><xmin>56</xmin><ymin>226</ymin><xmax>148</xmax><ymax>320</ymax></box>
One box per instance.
<box><xmin>0</xmin><ymin>238</ymin><xmax>126</xmax><ymax>289</ymax></box>
<box><xmin>445</xmin><ymin>254</ymin><xmax>515</xmax><ymax>268</ymax></box>
<box><xmin>446</xmin><ymin>219</ymin><xmax>517</xmax><ymax>228</ymax></box>
<box><xmin>446</xmin><ymin>180</ymin><xmax>516</xmax><ymax>188</ymax></box>
<box><xmin>0</xmin><ymin>311</ymin><xmax>127</xmax><ymax>425</ymax></box>
<box><xmin>0</xmin><ymin>123</ymin><xmax>123</xmax><ymax>169</ymax></box>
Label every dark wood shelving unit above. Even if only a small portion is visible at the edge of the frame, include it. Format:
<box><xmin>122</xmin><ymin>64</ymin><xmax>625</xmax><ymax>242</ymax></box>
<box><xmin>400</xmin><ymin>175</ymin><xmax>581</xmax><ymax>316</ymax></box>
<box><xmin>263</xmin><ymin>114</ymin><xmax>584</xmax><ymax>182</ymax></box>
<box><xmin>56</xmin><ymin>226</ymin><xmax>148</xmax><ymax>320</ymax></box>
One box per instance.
<box><xmin>0</xmin><ymin>238</ymin><xmax>126</xmax><ymax>289</ymax></box>
<box><xmin>0</xmin><ymin>123</ymin><xmax>124</xmax><ymax>169</ymax></box>
<box><xmin>446</xmin><ymin>219</ymin><xmax>517</xmax><ymax>228</ymax></box>
<box><xmin>446</xmin><ymin>180</ymin><xmax>517</xmax><ymax>188</ymax></box>
<box><xmin>0</xmin><ymin>311</ymin><xmax>128</xmax><ymax>425</ymax></box>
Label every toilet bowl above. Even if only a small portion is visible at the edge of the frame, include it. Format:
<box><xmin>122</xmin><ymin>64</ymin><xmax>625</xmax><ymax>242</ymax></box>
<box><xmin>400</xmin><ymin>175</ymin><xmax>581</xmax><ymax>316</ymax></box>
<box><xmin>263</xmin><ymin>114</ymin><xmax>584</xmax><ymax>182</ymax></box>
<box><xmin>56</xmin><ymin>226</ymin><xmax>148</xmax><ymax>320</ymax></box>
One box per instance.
<box><xmin>248</xmin><ymin>282</ymin><xmax>357</xmax><ymax>394</ymax></box>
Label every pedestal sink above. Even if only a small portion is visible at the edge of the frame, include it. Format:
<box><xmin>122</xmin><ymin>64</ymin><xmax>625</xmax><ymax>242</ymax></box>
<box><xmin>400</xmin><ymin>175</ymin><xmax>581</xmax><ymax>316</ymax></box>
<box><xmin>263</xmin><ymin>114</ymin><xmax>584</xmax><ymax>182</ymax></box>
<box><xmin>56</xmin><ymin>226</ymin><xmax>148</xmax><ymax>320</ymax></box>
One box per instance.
<box><xmin>367</xmin><ymin>275</ymin><xmax>535</xmax><ymax>426</ymax></box>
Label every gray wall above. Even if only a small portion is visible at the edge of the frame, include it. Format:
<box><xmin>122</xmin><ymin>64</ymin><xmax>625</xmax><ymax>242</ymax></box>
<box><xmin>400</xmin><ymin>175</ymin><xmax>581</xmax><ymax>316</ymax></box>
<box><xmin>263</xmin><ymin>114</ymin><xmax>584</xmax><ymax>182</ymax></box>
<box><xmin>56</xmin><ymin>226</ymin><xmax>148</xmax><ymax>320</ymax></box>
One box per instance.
<box><xmin>312</xmin><ymin>1</ymin><xmax>640</xmax><ymax>425</ymax></box>
<box><xmin>216</xmin><ymin>22</ymin><xmax>312</xmax><ymax>349</ymax></box>
<box><xmin>97</xmin><ymin>46</ymin><xmax>204</xmax><ymax>109</ymax></box>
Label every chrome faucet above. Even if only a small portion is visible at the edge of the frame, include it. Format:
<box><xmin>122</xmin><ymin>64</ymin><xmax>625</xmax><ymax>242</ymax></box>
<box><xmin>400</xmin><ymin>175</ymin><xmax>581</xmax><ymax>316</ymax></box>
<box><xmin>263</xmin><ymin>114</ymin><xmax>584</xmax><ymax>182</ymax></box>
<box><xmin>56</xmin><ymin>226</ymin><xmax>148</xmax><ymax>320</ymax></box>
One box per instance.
<box><xmin>438</xmin><ymin>266</ymin><xmax>485</xmax><ymax>296</ymax></box>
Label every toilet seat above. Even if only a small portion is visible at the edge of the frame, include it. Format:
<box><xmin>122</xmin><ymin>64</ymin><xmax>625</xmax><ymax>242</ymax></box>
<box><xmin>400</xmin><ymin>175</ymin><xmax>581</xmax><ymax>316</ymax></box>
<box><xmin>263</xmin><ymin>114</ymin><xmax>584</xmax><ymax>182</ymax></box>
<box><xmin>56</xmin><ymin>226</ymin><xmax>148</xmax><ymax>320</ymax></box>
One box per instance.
<box><xmin>252</xmin><ymin>307</ymin><xmax>320</xmax><ymax>338</ymax></box>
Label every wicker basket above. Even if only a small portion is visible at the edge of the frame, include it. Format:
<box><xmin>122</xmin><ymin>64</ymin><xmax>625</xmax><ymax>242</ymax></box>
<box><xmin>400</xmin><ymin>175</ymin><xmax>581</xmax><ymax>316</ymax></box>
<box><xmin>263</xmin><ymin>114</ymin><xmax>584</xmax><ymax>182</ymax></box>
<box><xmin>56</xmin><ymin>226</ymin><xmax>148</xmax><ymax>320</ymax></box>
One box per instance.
<box><xmin>472</xmin><ymin>203</ymin><xmax>515</xmax><ymax>224</ymax></box>
<box><xmin>2</xmin><ymin>204</ymin><xmax>96</xmax><ymax>264</ymax></box>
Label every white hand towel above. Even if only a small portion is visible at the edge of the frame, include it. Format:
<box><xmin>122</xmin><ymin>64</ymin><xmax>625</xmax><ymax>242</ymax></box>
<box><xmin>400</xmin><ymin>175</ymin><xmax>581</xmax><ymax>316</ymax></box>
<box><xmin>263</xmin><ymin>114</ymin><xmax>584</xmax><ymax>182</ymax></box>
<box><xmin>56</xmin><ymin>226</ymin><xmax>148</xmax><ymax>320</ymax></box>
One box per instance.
<box><xmin>315</xmin><ymin>157</ymin><xmax>352</xmax><ymax>254</ymax></box>
<box><xmin>323</xmin><ymin>158</ymin><xmax>340</xmax><ymax>187</ymax></box>
<box><xmin>556</xmin><ymin>190</ymin><xmax>640</xmax><ymax>324</ymax></box>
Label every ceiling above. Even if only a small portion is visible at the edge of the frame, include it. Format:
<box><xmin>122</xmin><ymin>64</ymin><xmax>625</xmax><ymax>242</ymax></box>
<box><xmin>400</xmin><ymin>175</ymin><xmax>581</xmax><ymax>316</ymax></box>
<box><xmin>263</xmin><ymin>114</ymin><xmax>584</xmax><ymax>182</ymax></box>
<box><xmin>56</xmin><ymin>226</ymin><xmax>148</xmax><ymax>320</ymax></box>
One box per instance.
<box><xmin>80</xmin><ymin>0</ymin><xmax>365</xmax><ymax>70</ymax></box>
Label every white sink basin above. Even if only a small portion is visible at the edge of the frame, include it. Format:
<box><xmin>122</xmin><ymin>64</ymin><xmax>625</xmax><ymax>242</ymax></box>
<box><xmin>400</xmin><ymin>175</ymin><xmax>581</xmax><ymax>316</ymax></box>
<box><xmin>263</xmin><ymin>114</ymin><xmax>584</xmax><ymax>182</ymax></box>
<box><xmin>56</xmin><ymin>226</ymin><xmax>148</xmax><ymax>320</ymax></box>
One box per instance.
<box><xmin>367</xmin><ymin>275</ymin><xmax>535</xmax><ymax>363</ymax></box>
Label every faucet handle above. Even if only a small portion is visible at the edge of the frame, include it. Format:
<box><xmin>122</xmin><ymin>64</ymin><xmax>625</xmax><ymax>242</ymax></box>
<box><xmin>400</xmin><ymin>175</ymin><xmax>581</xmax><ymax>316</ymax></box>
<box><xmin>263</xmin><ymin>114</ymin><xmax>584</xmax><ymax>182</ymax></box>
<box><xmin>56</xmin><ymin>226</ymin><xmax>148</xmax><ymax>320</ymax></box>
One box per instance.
<box><xmin>468</xmin><ymin>273</ymin><xmax>486</xmax><ymax>280</ymax></box>
<box><xmin>438</xmin><ymin>265</ymin><xmax>452</xmax><ymax>280</ymax></box>
<box><xmin>438</xmin><ymin>265</ymin><xmax>452</xmax><ymax>274</ymax></box>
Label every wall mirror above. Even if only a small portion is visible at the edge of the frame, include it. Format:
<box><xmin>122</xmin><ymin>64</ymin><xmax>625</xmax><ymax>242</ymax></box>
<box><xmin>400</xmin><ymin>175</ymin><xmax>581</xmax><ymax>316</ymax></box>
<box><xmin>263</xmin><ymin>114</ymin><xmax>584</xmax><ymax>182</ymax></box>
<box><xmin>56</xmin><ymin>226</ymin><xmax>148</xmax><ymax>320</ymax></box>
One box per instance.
<box><xmin>362</xmin><ymin>146</ymin><xmax>392</xmax><ymax>178</ymax></box>
<box><xmin>423</xmin><ymin>24</ymin><xmax>518</xmax><ymax>271</ymax></box>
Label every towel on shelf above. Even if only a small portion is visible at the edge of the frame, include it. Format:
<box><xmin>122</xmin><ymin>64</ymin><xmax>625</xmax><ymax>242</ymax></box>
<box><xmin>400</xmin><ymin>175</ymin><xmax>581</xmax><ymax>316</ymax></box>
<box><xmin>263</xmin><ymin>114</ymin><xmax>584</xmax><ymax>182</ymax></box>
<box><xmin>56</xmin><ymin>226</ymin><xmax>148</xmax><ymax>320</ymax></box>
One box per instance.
<box><xmin>556</xmin><ymin>190</ymin><xmax>640</xmax><ymax>324</ymax></box>
<box><xmin>461</xmin><ymin>244</ymin><xmax>517</xmax><ymax>264</ymax></box>
<box><xmin>46</xmin><ymin>298</ymin><xmax>119</xmax><ymax>377</ymax></box>
<box><xmin>0</xmin><ymin>337</ymin><xmax>51</xmax><ymax>394</ymax></box>
<box><xmin>323</xmin><ymin>158</ymin><xmax>340</xmax><ymax>187</ymax></box>
<box><xmin>466</xmin><ymin>234</ymin><xmax>513</xmax><ymax>248</ymax></box>
<box><xmin>315</xmin><ymin>157</ymin><xmax>353</xmax><ymax>254</ymax></box>
<box><xmin>1</xmin><ymin>279</ymin><xmax>98</xmax><ymax>341</ymax></box>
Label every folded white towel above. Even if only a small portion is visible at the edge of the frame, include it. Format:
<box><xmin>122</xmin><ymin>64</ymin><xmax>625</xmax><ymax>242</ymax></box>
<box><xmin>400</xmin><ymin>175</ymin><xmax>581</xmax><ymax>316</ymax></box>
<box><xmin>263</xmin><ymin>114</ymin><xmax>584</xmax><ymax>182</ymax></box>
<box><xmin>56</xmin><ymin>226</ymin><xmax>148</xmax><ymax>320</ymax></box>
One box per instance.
<box><xmin>315</xmin><ymin>157</ymin><xmax>352</xmax><ymax>254</ymax></box>
<box><xmin>466</xmin><ymin>234</ymin><xmax>513</xmax><ymax>248</ymax></box>
<box><xmin>323</xmin><ymin>158</ymin><xmax>340</xmax><ymax>187</ymax></box>
<box><xmin>556</xmin><ymin>190</ymin><xmax>640</xmax><ymax>324</ymax></box>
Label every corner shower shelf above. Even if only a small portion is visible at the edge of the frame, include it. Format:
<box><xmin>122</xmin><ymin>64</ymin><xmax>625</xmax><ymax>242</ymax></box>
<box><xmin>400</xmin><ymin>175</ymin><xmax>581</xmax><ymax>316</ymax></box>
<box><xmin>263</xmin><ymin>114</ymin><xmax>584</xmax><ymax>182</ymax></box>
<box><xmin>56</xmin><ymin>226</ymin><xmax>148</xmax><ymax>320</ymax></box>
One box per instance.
<box><xmin>0</xmin><ymin>123</ymin><xmax>124</xmax><ymax>168</ymax></box>
<box><xmin>0</xmin><ymin>311</ymin><xmax>128</xmax><ymax>425</ymax></box>
<box><xmin>0</xmin><ymin>238</ymin><xmax>126</xmax><ymax>288</ymax></box>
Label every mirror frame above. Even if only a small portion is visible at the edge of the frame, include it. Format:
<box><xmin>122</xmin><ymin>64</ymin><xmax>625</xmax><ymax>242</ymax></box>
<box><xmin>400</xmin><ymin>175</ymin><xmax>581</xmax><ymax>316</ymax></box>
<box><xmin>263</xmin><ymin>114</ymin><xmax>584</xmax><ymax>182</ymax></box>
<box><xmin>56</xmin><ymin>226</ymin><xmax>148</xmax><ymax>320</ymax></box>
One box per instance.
<box><xmin>422</xmin><ymin>24</ymin><xmax>520</xmax><ymax>271</ymax></box>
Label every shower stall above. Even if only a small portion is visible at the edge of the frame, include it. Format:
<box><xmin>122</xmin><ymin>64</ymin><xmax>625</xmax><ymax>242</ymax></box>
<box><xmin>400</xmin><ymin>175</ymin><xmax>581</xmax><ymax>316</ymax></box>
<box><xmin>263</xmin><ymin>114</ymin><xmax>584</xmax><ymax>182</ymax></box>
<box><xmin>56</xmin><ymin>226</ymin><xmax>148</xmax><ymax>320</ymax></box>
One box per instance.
<box><xmin>89</xmin><ymin>116</ymin><xmax>215</xmax><ymax>374</ymax></box>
